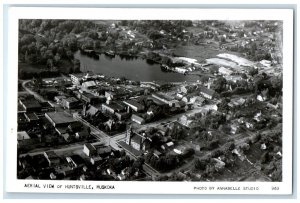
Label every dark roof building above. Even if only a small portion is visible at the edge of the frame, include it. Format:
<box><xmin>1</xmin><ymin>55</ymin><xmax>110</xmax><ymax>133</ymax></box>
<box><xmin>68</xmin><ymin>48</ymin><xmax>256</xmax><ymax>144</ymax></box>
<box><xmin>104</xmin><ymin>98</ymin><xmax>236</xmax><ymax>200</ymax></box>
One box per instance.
<box><xmin>19</xmin><ymin>97</ymin><xmax>42</xmax><ymax>112</ymax></box>
<box><xmin>200</xmin><ymin>86</ymin><xmax>215</xmax><ymax>99</ymax></box>
<box><xmin>123</xmin><ymin>99</ymin><xmax>145</xmax><ymax>112</ymax></box>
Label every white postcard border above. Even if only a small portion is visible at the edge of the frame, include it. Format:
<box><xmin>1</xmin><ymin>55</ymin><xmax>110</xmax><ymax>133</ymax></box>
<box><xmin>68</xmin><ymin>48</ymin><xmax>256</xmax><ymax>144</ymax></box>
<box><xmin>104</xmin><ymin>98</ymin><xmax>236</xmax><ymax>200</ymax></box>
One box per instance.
<box><xmin>4</xmin><ymin>7</ymin><xmax>294</xmax><ymax>195</ymax></box>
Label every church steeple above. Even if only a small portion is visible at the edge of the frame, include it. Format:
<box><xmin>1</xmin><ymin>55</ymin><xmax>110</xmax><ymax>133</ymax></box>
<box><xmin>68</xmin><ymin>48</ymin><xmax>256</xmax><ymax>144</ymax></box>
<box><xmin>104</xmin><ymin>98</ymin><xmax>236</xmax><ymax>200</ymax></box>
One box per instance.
<box><xmin>125</xmin><ymin>125</ymin><xmax>132</xmax><ymax>145</ymax></box>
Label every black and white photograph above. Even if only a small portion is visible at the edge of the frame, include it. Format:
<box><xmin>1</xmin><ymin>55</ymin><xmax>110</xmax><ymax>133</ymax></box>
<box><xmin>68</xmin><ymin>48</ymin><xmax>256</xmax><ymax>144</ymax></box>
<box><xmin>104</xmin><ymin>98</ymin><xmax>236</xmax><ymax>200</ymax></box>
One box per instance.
<box><xmin>3</xmin><ymin>7</ymin><xmax>294</xmax><ymax>195</ymax></box>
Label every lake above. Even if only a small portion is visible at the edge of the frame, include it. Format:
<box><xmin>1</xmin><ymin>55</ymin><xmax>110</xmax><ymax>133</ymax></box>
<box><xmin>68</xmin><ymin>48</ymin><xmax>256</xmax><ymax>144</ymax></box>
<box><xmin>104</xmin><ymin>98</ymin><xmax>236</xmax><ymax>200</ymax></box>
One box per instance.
<box><xmin>74</xmin><ymin>51</ymin><xmax>199</xmax><ymax>82</ymax></box>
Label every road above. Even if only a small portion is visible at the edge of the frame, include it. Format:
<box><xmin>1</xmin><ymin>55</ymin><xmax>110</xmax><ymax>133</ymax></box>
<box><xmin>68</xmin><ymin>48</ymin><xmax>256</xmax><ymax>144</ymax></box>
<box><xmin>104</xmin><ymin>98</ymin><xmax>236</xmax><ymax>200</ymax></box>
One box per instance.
<box><xmin>21</xmin><ymin>80</ymin><xmax>47</xmax><ymax>102</ymax></box>
<box><xmin>73</xmin><ymin>113</ymin><xmax>124</xmax><ymax>151</ymax></box>
<box><xmin>20</xmin><ymin>141</ymin><xmax>103</xmax><ymax>157</ymax></box>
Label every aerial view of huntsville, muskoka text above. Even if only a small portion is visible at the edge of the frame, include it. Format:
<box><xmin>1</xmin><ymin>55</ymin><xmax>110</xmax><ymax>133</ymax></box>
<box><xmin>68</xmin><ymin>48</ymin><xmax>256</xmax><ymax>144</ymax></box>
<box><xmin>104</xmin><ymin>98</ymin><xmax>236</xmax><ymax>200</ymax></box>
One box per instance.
<box><xmin>17</xmin><ymin>20</ymin><xmax>283</xmax><ymax>182</ymax></box>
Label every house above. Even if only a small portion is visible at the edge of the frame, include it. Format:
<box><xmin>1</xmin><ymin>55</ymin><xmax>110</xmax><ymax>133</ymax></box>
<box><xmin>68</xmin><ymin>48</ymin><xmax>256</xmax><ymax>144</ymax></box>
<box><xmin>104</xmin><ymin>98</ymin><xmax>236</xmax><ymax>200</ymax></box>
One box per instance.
<box><xmin>44</xmin><ymin>151</ymin><xmax>60</xmax><ymax>166</ymax></box>
<box><xmin>131</xmin><ymin>114</ymin><xmax>145</xmax><ymax>125</ymax></box>
<box><xmin>178</xmin><ymin>115</ymin><xmax>199</xmax><ymax>129</ymax></box>
<box><xmin>123</xmin><ymin>99</ymin><xmax>145</xmax><ymax>112</ymax></box>
<box><xmin>212</xmin><ymin>158</ymin><xmax>226</xmax><ymax>171</ymax></box>
<box><xmin>199</xmin><ymin>86</ymin><xmax>215</xmax><ymax>99</ymax></box>
<box><xmin>61</xmin><ymin>97</ymin><xmax>80</xmax><ymax>109</ymax></box>
<box><xmin>190</xmin><ymin>96</ymin><xmax>205</xmax><ymax>106</ymax></box>
<box><xmin>125</xmin><ymin>127</ymin><xmax>151</xmax><ymax>151</ymax></box>
<box><xmin>83</xmin><ymin>143</ymin><xmax>97</xmax><ymax>157</ymax></box>
<box><xmin>45</xmin><ymin>111</ymin><xmax>76</xmax><ymax>127</ymax></box>
<box><xmin>161</xmin><ymin>141</ymin><xmax>175</xmax><ymax>151</ymax></box>
<box><xmin>228</xmin><ymin>98</ymin><xmax>246</xmax><ymax>108</ymax></box>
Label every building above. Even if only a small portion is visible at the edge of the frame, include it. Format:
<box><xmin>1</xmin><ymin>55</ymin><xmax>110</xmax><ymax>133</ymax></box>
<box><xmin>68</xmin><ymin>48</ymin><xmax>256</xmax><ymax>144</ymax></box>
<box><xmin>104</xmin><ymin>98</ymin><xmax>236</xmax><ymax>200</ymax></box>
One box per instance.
<box><xmin>83</xmin><ymin>143</ymin><xmax>97</xmax><ymax>157</ymax></box>
<box><xmin>228</xmin><ymin>98</ymin><xmax>246</xmax><ymax>108</ymax></box>
<box><xmin>54</xmin><ymin>95</ymin><xmax>66</xmax><ymax>103</ymax></box>
<box><xmin>97</xmin><ymin>146</ymin><xmax>112</xmax><ymax>157</ymax></box>
<box><xmin>17</xmin><ymin>131</ymin><xmax>39</xmax><ymax>147</ymax></box>
<box><xmin>125</xmin><ymin>127</ymin><xmax>151</xmax><ymax>151</ymax></box>
<box><xmin>218</xmin><ymin>66</ymin><xmax>233</xmax><ymax>75</ymax></box>
<box><xmin>69</xmin><ymin>73</ymin><xmax>86</xmax><ymax>84</ymax></box>
<box><xmin>104</xmin><ymin>88</ymin><xmax>129</xmax><ymax>100</ymax></box>
<box><xmin>178</xmin><ymin>115</ymin><xmax>199</xmax><ymax>129</ymax></box>
<box><xmin>152</xmin><ymin>92</ymin><xmax>179</xmax><ymax>107</ymax></box>
<box><xmin>24</xmin><ymin>112</ymin><xmax>39</xmax><ymax>123</ymax></box>
<box><xmin>18</xmin><ymin>96</ymin><xmax>42</xmax><ymax>112</ymax></box>
<box><xmin>45</xmin><ymin>111</ymin><xmax>76</xmax><ymax>127</ymax></box>
<box><xmin>61</xmin><ymin>97</ymin><xmax>80</xmax><ymax>109</ymax></box>
<box><xmin>66</xmin><ymin>155</ymin><xmax>85</xmax><ymax>169</ymax></box>
<box><xmin>44</xmin><ymin>151</ymin><xmax>60</xmax><ymax>166</ymax></box>
<box><xmin>81</xmin><ymin>92</ymin><xmax>100</xmax><ymax>104</ymax></box>
<box><xmin>131</xmin><ymin>114</ymin><xmax>145</xmax><ymax>125</ymax></box>
<box><xmin>199</xmin><ymin>86</ymin><xmax>215</xmax><ymax>99</ymax></box>
<box><xmin>82</xmin><ymin>80</ymin><xmax>97</xmax><ymax>90</ymax></box>
<box><xmin>123</xmin><ymin>99</ymin><xmax>145</xmax><ymax>112</ymax></box>
<box><xmin>102</xmin><ymin>102</ymin><xmax>126</xmax><ymax>115</ymax></box>
<box><xmin>90</xmin><ymin>156</ymin><xmax>103</xmax><ymax>165</ymax></box>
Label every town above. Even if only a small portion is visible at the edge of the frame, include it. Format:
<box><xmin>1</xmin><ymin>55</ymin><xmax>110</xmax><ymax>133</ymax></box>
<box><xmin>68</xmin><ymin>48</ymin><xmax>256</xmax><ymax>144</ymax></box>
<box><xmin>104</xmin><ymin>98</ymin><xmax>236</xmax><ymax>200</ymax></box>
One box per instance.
<box><xmin>17</xmin><ymin>20</ymin><xmax>283</xmax><ymax>182</ymax></box>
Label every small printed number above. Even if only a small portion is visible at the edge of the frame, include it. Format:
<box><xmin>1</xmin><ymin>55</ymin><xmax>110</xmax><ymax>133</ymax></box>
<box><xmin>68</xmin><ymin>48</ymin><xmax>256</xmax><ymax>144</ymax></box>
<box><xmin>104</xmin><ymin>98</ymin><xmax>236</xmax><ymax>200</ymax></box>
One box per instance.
<box><xmin>272</xmin><ymin>186</ymin><xmax>279</xmax><ymax>190</ymax></box>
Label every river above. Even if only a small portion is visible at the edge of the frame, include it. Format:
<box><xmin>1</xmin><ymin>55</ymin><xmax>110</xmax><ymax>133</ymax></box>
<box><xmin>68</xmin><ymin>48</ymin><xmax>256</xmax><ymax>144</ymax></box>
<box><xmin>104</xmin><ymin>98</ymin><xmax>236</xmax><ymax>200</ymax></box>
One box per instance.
<box><xmin>74</xmin><ymin>51</ymin><xmax>199</xmax><ymax>82</ymax></box>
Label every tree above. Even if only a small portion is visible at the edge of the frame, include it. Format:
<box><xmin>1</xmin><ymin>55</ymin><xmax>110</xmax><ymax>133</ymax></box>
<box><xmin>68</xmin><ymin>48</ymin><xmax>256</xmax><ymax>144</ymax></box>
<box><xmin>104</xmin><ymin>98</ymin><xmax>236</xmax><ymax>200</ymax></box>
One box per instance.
<box><xmin>212</xmin><ymin>76</ymin><xmax>227</xmax><ymax>93</ymax></box>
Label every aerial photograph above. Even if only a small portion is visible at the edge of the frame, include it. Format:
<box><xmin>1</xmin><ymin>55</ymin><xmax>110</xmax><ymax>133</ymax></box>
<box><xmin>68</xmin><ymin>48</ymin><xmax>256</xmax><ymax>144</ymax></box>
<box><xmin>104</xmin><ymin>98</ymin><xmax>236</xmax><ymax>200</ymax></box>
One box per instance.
<box><xmin>17</xmin><ymin>19</ymin><xmax>283</xmax><ymax>182</ymax></box>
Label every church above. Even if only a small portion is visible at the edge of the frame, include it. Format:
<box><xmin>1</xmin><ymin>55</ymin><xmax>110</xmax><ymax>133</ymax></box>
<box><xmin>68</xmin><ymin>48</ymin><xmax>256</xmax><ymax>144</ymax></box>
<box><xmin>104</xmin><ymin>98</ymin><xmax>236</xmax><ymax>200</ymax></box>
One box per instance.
<box><xmin>125</xmin><ymin>126</ymin><xmax>152</xmax><ymax>152</ymax></box>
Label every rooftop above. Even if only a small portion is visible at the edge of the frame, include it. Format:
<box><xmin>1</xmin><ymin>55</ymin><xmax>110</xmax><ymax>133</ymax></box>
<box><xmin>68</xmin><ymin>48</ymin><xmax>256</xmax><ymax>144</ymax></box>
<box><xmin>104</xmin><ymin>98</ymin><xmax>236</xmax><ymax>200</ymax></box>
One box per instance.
<box><xmin>17</xmin><ymin>131</ymin><xmax>30</xmax><ymax>140</ymax></box>
<box><xmin>19</xmin><ymin>97</ymin><xmax>42</xmax><ymax>109</ymax></box>
<box><xmin>123</xmin><ymin>99</ymin><xmax>144</xmax><ymax>109</ymax></box>
<box><xmin>45</xmin><ymin>111</ymin><xmax>76</xmax><ymax>125</ymax></box>
<box><xmin>200</xmin><ymin>86</ymin><xmax>215</xmax><ymax>96</ymax></box>
<box><xmin>63</xmin><ymin>97</ymin><xmax>78</xmax><ymax>103</ymax></box>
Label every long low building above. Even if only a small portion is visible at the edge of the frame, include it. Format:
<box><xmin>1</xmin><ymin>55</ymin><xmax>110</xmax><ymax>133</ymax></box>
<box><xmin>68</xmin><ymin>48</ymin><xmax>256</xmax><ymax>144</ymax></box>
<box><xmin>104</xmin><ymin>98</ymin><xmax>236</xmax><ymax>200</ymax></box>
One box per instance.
<box><xmin>123</xmin><ymin>99</ymin><xmax>145</xmax><ymax>112</ymax></box>
<box><xmin>45</xmin><ymin>111</ymin><xmax>76</xmax><ymax>127</ymax></box>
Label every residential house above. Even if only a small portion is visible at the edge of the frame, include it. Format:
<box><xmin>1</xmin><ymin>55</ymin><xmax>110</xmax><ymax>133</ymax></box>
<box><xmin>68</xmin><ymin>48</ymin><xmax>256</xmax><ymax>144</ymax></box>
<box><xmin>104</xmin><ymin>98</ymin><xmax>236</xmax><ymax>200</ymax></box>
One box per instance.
<box><xmin>199</xmin><ymin>86</ymin><xmax>215</xmax><ymax>99</ymax></box>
